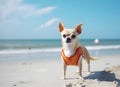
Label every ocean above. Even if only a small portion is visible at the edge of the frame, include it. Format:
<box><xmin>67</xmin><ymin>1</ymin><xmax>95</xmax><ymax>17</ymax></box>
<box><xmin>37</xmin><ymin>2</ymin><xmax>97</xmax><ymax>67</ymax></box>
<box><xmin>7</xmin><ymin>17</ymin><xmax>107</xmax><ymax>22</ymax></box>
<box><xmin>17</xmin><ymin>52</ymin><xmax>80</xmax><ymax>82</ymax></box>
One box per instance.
<box><xmin>0</xmin><ymin>39</ymin><xmax>120</xmax><ymax>61</ymax></box>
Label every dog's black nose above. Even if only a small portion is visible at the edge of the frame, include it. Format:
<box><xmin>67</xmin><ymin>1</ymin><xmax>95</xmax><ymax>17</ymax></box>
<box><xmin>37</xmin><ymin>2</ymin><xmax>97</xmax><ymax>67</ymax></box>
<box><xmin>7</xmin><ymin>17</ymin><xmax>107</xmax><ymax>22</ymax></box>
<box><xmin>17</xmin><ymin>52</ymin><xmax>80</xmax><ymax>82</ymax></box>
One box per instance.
<box><xmin>66</xmin><ymin>38</ymin><xmax>71</xmax><ymax>43</ymax></box>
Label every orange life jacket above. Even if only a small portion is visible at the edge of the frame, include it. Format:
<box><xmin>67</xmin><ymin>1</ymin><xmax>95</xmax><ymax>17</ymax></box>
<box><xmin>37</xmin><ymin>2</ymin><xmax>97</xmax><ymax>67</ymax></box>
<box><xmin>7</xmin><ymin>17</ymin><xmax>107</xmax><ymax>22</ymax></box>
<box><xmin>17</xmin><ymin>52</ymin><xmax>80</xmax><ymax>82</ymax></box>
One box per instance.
<box><xmin>61</xmin><ymin>47</ymin><xmax>83</xmax><ymax>66</ymax></box>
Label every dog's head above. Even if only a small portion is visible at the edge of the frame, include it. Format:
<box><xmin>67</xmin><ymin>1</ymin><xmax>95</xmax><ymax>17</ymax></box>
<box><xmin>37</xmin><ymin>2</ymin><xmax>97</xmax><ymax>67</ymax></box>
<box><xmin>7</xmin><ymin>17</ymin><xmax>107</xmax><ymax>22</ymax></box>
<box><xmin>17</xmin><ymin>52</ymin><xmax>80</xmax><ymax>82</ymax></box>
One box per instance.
<box><xmin>59</xmin><ymin>22</ymin><xmax>83</xmax><ymax>45</ymax></box>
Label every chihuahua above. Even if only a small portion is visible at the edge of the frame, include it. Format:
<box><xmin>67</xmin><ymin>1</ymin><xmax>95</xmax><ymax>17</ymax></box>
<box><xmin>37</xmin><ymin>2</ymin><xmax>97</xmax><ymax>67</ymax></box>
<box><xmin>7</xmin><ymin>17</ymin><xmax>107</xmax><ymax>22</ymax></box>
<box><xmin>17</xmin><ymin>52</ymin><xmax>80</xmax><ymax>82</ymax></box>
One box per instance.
<box><xmin>59</xmin><ymin>22</ymin><xmax>95</xmax><ymax>80</ymax></box>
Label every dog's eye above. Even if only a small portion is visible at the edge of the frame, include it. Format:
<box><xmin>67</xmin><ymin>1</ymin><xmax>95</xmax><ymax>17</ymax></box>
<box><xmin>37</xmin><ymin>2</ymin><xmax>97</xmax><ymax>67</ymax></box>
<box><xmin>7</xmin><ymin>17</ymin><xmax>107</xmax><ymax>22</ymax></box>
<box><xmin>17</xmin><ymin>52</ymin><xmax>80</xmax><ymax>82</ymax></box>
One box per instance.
<box><xmin>71</xmin><ymin>35</ymin><xmax>76</xmax><ymax>39</ymax></box>
<box><xmin>63</xmin><ymin>34</ymin><xmax>66</xmax><ymax>38</ymax></box>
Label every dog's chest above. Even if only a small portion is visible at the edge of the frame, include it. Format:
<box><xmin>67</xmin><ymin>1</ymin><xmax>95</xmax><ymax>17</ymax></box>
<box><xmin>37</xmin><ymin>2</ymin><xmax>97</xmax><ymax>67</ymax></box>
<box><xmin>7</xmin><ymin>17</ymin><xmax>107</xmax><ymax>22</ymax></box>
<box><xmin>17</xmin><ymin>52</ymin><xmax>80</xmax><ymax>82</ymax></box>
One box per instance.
<box><xmin>63</xmin><ymin>45</ymin><xmax>76</xmax><ymax>57</ymax></box>
<box><xmin>64</xmin><ymin>50</ymin><xmax>75</xmax><ymax>57</ymax></box>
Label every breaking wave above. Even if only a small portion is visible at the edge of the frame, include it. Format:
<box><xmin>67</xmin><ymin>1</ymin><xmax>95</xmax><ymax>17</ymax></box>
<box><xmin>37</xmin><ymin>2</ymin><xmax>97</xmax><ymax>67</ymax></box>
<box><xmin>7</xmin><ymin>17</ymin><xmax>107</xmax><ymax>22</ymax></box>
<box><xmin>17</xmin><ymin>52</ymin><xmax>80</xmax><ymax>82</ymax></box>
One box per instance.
<box><xmin>0</xmin><ymin>45</ymin><xmax>120</xmax><ymax>54</ymax></box>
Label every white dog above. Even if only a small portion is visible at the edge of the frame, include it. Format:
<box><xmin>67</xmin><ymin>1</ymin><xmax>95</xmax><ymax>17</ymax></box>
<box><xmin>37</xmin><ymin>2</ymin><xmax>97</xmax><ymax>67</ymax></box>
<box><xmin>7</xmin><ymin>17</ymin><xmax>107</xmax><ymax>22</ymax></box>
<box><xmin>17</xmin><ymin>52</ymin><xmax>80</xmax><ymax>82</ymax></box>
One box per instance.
<box><xmin>59</xmin><ymin>22</ymin><xmax>95</xmax><ymax>80</ymax></box>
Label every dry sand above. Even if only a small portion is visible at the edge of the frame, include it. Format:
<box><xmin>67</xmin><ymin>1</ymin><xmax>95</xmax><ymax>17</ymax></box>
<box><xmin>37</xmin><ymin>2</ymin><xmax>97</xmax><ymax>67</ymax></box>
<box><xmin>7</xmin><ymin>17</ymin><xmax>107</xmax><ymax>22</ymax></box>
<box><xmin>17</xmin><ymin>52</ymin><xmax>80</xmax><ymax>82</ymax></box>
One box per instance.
<box><xmin>0</xmin><ymin>55</ymin><xmax>120</xmax><ymax>87</ymax></box>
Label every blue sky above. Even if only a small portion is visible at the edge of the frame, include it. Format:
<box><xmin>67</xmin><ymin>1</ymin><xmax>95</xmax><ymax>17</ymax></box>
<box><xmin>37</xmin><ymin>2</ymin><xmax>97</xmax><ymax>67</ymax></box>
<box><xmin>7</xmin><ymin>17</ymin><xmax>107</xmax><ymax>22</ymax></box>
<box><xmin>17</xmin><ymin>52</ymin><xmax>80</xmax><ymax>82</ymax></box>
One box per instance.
<box><xmin>0</xmin><ymin>0</ymin><xmax>120</xmax><ymax>39</ymax></box>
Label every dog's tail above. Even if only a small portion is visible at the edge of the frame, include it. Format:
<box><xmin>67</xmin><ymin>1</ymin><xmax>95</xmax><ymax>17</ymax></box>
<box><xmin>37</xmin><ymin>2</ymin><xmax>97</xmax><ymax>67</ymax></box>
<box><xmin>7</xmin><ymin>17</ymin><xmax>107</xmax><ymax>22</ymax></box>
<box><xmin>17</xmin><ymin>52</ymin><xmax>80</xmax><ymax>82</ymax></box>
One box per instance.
<box><xmin>90</xmin><ymin>56</ymin><xmax>97</xmax><ymax>60</ymax></box>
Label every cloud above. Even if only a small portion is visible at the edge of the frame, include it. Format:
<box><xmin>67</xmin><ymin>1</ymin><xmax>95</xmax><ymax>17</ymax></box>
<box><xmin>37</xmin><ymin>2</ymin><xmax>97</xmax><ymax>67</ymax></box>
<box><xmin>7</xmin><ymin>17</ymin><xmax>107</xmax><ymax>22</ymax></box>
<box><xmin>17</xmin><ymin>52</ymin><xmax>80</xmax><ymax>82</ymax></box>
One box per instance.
<box><xmin>34</xmin><ymin>6</ymin><xmax>56</xmax><ymax>16</ymax></box>
<box><xmin>0</xmin><ymin>0</ymin><xmax>56</xmax><ymax>25</ymax></box>
<box><xmin>0</xmin><ymin>0</ymin><xmax>58</xmax><ymax>39</ymax></box>
<box><xmin>37</xmin><ymin>18</ymin><xmax>59</xmax><ymax>29</ymax></box>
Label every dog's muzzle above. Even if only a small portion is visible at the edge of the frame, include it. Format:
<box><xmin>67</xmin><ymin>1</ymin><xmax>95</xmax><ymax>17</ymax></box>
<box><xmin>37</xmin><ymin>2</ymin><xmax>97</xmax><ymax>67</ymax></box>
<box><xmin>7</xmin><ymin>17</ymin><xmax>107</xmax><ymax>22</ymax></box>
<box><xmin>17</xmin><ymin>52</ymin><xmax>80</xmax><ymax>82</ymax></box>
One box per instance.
<box><xmin>66</xmin><ymin>38</ymin><xmax>71</xmax><ymax>43</ymax></box>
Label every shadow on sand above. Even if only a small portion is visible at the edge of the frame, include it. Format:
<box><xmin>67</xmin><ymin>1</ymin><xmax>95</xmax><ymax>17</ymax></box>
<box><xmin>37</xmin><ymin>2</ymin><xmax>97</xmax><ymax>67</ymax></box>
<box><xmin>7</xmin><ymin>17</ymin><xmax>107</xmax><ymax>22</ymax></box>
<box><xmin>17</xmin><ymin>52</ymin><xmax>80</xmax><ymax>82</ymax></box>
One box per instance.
<box><xmin>84</xmin><ymin>70</ymin><xmax>120</xmax><ymax>86</ymax></box>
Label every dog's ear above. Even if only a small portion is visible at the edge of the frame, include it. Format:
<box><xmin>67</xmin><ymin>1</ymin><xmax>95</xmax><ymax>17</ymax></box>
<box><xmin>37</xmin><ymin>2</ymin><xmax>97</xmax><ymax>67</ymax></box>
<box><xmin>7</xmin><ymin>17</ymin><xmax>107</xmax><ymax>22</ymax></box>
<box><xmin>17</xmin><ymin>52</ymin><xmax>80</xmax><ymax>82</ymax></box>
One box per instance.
<box><xmin>75</xmin><ymin>24</ymin><xmax>83</xmax><ymax>34</ymax></box>
<box><xmin>59</xmin><ymin>22</ymin><xmax>64</xmax><ymax>32</ymax></box>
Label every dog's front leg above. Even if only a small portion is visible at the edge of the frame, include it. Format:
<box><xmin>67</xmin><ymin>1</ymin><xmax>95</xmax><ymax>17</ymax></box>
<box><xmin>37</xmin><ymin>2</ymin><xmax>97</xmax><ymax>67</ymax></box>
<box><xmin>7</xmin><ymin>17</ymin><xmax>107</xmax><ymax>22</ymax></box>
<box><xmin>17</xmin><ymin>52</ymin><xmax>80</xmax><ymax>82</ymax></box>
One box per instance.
<box><xmin>62</xmin><ymin>63</ymin><xmax>67</xmax><ymax>79</ymax></box>
<box><xmin>78</xmin><ymin>58</ymin><xmax>83</xmax><ymax>80</ymax></box>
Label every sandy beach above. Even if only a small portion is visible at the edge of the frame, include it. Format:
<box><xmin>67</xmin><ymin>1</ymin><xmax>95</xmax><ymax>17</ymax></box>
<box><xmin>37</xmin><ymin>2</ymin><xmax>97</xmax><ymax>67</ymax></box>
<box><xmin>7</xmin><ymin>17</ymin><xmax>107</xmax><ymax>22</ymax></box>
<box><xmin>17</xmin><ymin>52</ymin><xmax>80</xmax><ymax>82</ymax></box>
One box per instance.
<box><xmin>0</xmin><ymin>0</ymin><xmax>120</xmax><ymax>86</ymax></box>
<box><xmin>0</xmin><ymin>53</ymin><xmax>120</xmax><ymax>87</ymax></box>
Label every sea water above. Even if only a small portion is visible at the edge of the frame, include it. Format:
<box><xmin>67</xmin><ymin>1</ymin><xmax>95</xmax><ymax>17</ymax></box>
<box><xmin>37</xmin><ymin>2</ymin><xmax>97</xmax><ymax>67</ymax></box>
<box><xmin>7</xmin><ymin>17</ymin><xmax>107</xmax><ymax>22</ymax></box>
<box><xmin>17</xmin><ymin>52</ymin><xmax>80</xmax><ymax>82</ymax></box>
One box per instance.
<box><xmin>0</xmin><ymin>39</ymin><xmax>120</xmax><ymax>61</ymax></box>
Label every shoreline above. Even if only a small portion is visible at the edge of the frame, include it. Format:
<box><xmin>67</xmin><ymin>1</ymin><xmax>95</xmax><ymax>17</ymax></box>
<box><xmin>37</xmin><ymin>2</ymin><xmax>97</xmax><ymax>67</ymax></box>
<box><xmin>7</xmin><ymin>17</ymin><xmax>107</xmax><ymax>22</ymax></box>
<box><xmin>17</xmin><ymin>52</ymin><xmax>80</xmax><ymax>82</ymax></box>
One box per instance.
<box><xmin>0</xmin><ymin>48</ymin><xmax>120</xmax><ymax>62</ymax></box>
<box><xmin>0</xmin><ymin>54</ymin><xmax>120</xmax><ymax>87</ymax></box>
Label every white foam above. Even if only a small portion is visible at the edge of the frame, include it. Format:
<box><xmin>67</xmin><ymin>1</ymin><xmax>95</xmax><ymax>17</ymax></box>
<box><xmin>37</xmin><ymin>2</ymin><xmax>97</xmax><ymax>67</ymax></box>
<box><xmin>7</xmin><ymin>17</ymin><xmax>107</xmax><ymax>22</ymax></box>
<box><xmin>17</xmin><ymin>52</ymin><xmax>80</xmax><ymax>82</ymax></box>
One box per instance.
<box><xmin>86</xmin><ymin>45</ymin><xmax>120</xmax><ymax>50</ymax></box>
<box><xmin>0</xmin><ymin>48</ymin><xmax>61</xmax><ymax>54</ymax></box>
<box><xmin>0</xmin><ymin>45</ymin><xmax>120</xmax><ymax>54</ymax></box>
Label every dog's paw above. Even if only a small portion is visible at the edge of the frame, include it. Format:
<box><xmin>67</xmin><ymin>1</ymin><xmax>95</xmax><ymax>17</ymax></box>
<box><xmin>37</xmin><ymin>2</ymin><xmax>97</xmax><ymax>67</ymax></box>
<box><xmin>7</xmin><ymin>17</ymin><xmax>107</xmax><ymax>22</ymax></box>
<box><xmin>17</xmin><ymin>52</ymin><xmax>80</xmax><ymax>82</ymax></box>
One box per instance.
<box><xmin>87</xmin><ymin>72</ymin><xmax>91</xmax><ymax>75</ymax></box>
<box><xmin>61</xmin><ymin>76</ymin><xmax>65</xmax><ymax>80</ymax></box>
<box><xmin>78</xmin><ymin>76</ymin><xmax>84</xmax><ymax>80</ymax></box>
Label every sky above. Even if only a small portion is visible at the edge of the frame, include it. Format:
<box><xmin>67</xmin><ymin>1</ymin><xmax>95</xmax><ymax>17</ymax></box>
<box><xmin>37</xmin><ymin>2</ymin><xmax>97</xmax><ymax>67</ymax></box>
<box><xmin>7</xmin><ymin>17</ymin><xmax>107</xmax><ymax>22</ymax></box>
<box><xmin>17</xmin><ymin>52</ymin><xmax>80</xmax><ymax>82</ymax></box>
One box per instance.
<box><xmin>0</xmin><ymin>0</ymin><xmax>120</xmax><ymax>39</ymax></box>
